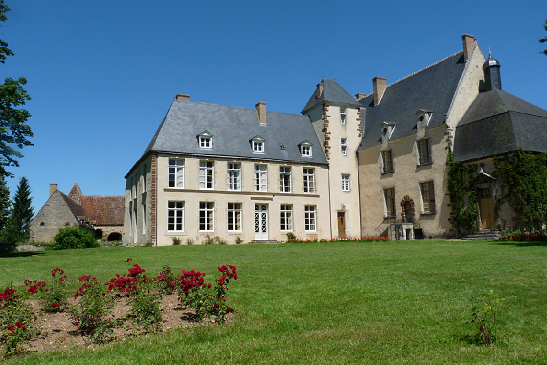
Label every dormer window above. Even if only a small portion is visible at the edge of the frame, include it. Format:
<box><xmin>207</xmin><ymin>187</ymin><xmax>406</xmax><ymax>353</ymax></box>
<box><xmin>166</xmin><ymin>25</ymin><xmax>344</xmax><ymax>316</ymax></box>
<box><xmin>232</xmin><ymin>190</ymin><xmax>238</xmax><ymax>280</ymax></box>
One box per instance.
<box><xmin>416</xmin><ymin>109</ymin><xmax>432</xmax><ymax>128</ymax></box>
<box><xmin>197</xmin><ymin>131</ymin><xmax>213</xmax><ymax>149</ymax></box>
<box><xmin>251</xmin><ymin>136</ymin><xmax>265</xmax><ymax>153</ymax></box>
<box><xmin>340</xmin><ymin>108</ymin><xmax>347</xmax><ymax>124</ymax></box>
<box><xmin>298</xmin><ymin>141</ymin><xmax>313</xmax><ymax>157</ymax></box>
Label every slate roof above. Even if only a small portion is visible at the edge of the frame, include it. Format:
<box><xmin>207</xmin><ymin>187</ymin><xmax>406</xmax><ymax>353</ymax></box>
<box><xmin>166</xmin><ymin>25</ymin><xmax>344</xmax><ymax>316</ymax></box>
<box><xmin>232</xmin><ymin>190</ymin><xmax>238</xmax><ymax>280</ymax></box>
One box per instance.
<box><xmin>358</xmin><ymin>51</ymin><xmax>466</xmax><ymax>151</ymax></box>
<box><xmin>59</xmin><ymin>191</ymin><xmax>87</xmax><ymax>219</ymax></box>
<box><xmin>301</xmin><ymin>78</ymin><xmax>361</xmax><ymax>113</ymax></box>
<box><xmin>80</xmin><ymin>196</ymin><xmax>125</xmax><ymax>226</ymax></box>
<box><xmin>142</xmin><ymin>100</ymin><xmax>328</xmax><ymax>165</ymax></box>
<box><xmin>453</xmin><ymin>89</ymin><xmax>547</xmax><ymax>162</ymax></box>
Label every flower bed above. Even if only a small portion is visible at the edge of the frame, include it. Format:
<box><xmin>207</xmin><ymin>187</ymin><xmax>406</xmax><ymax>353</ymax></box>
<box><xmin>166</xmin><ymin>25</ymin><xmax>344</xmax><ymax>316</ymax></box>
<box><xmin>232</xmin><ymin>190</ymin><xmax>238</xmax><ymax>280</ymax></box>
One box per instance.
<box><xmin>287</xmin><ymin>236</ymin><xmax>389</xmax><ymax>243</ymax></box>
<box><xmin>500</xmin><ymin>231</ymin><xmax>547</xmax><ymax>242</ymax></box>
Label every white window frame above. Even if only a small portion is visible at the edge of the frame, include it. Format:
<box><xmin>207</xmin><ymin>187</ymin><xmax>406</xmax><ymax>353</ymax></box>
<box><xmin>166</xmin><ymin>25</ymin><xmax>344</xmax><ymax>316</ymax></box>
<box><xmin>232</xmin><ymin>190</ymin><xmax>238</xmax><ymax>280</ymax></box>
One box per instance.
<box><xmin>227</xmin><ymin>163</ymin><xmax>241</xmax><ymax>191</ymax></box>
<box><xmin>168</xmin><ymin>158</ymin><xmax>184</xmax><ymax>188</ymax></box>
<box><xmin>167</xmin><ymin>201</ymin><xmax>184</xmax><ymax>232</ymax></box>
<box><xmin>199</xmin><ymin>136</ymin><xmax>212</xmax><ymax>149</ymax></box>
<box><xmin>199</xmin><ymin>160</ymin><xmax>214</xmax><ymax>189</ymax></box>
<box><xmin>279</xmin><ymin>166</ymin><xmax>292</xmax><ymax>193</ymax></box>
<box><xmin>341</xmin><ymin>173</ymin><xmax>351</xmax><ymax>192</ymax></box>
<box><xmin>303</xmin><ymin>168</ymin><xmax>315</xmax><ymax>193</ymax></box>
<box><xmin>253</xmin><ymin>141</ymin><xmax>264</xmax><ymax>153</ymax></box>
<box><xmin>301</xmin><ymin>145</ymin><xmax>312</xmax><ymax>157</ymax></box>
<box><xmin>341</xmin><ymin>138</ymin><xmax>348</xmax><ymax>156</ymax></box>
<box><xmin>280</xmin><ymin>204</ymin><xmax>293</xmax><ymax>231</ymax></box>
<box><xmin>340</xmin><ymin>107</ymin><xmax>347</xmax><ymax>124</ymax></box>
<box><xmin>304</xmin><ymin>205</ymin><xmax>317</xmax><ymax>231</ymax></box>
<box><xmin>227</xmin><ymin>203</ymin><xmax>242</xmax><ymax>231</ymax></box>
<box><xmin>199</xmin><ymin>202</ymin><xmax>214</xmax><ymax>232</ymax></box>
<box><xmin>254</xmin><ymin>164</ymin><xmax>267</xmax><ymax>192</ymax></box>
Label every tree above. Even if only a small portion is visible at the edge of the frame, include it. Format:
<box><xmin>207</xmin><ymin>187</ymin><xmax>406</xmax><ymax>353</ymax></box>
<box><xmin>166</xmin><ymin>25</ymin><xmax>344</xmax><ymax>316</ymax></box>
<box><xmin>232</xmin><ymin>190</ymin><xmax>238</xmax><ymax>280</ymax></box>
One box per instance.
<box><xmin>8</xmin><ymin>176</ymin><xmax>33</xmax><ymax>240</ymax></box>
<box><xmin>0</xmin><ymin>172</ymin><xmax>10</xmax><ymax>230</ymax></box>
<box><xmin>0</xmin><ymin>1</ymin><xmax>33</xmax><ymax>177</ymax></box>
<box><xmin>540</xmin><ymin>18</ymin><xmax>547</xmax><ymax>56</ymax></box>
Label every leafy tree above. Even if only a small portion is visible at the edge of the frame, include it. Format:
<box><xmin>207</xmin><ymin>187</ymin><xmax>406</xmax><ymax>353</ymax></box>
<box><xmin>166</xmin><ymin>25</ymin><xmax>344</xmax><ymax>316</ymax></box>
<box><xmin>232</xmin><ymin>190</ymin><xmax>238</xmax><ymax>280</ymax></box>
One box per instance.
<box><xmin>540</xmin><ymin>18</ymin><xmax>547</xmax><ymax>56</ymax></box>
<box><xmin>8</xmin><ymin>176</ymin><xmax>33</xmax><ymax>240</ymax></box>
<box><xmin>0</xmin><ymin>1</ymin><xmax>33</xmax><ymax>177</ymax></box>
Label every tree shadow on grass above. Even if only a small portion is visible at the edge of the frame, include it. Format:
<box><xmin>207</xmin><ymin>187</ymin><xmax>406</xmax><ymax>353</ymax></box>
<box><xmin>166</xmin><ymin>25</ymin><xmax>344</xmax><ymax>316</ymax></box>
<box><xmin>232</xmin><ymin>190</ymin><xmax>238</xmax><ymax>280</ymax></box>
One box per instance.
<box><xmin>0</xmin><ymin>251</ymin><xmax>46</xmax><ymax>258</ymax></box>
<box><xmin>495</xmin><ymin>240</ymin><xmax>547</xmax><ymax>247</ymax></box>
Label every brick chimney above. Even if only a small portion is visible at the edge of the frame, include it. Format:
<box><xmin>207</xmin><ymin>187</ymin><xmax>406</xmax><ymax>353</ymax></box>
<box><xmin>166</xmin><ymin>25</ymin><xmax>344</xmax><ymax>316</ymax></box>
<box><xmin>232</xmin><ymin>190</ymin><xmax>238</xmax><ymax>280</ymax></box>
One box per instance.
<box><xmin>255</xmin><ymin>101</ymin><xmax>266</xmax><ymax>125</ymax></box>
<box><xmin>461</xmin><ymin>34</ymin><xmax>474</xmax><ymax>62</ymax></box>
<box><xmin>315</xmin><ymin>83</ymin><xmax>324</xmax><ymax>99</ymax></box>
<box><xmin>49</xmin><ymin>184</ymin><xmax>58</xmax><ymax>197</ymax></box>
<box><xmin>175</xmin><ymin>94</ymin><xmax>190</xmax><ymax>101</ymax></box>
<box><xmin>373</xmin><ymin>77</ymin><xmax>386</xmax><ymax>107</ymax></box>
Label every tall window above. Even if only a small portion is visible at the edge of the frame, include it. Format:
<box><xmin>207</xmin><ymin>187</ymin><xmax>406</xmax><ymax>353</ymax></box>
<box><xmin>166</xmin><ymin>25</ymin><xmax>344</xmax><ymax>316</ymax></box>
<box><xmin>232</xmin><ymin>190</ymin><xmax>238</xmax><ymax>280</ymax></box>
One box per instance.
<box><xmin>279</xmin><ymin>166</ymin><xmax>291</xmax><ymax>192</ymax></box>
<box><xmin>417</xmin><ymin>138</ymin><xmax>431</xmax><ymax>165</ymax></box>
<box><xmin>228</xmin><ymin>163</ymin><xmax>241</xmax><ymax>191</ymax></box>
<box><xmin>280</xmin><ymin>204</ymin><xmax>293</xmax><ymax>231</ymax></box>
<box><xmin>168</xmin><ymin>159</ymin><xmax>184</xmax><ymax>188</ymax></box>
<box><xmin>254</xmin><ymin>164</ymin><xmax>267</xmax><ymax>191</ymax></box>
<box><xmin>303</xmin><ymin>168</ymin><xmax>315</xmax><ymax>193</ymax></box>
<box><xmin>199</xmin><ymin>160</ymin><xmax>214</xmax><ymax>189</ymax></box>
<box><xmin>341</xmin><ymin>138</ymin><xmax>348</xmax><ymax>156</ymax></box>
<box><xmin>382</xmin><ymin>150</ymin><xmax>394</xmax><ymax>173</ymax></box>
<box><xmin>167</xmin><ymin>201</ymin><xmax>184</xmax><ymax>232</ymax></box>
<box><xmin>199</xmin><ymin>202</ymin><xmax>214</xmax><ymax>231</ymax></box>
<box><xmin>304</xmin><ymin>205</ymin><xmax>316</xmax><ymax>231</ymax></box>
<box><xmin>340</xmin><ymin>108</ymin><xmax>347</xmax><ymax>124</ymax></box>
<box><xmin>200</xmin><ymin>136</ymin><xmax>212</xmax><ymax>149</ymax></box>
<box><xmin>228</xmin><ymin>203</ymin><xmax>241</xmax><ymax>231</ymax></box>
<box><xmin>420</xmin><ymin>181</ymin><xmax>436</xmax><ymax>213</ymax></box>
<box><xmin>384</xmin><ymin>188</ymin><xmax>396</xmax><ymax>217</ymax></box>
<box><xmin>341</xmin><ymin>174</ymin><xmax>351</xmax><ymax>192</ymax></box>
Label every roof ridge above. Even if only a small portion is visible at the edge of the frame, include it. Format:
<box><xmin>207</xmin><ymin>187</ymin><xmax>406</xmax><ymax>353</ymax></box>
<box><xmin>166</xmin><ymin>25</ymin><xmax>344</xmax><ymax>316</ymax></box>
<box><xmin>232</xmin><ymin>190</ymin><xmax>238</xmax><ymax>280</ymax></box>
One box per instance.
<box><xmin>175</xmin><ymin>100</ymin><xmax>302</xmax><ymax>116</ymax></box>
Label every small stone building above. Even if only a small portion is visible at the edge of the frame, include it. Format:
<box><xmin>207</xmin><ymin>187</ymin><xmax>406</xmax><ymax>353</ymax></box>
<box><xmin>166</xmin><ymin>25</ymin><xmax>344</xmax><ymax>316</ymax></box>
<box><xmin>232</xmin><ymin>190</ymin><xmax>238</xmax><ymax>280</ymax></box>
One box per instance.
<box><xmin>30</xmin><ymin>183</ymin><xmax>125</xmax><ymax>242</ymax></box>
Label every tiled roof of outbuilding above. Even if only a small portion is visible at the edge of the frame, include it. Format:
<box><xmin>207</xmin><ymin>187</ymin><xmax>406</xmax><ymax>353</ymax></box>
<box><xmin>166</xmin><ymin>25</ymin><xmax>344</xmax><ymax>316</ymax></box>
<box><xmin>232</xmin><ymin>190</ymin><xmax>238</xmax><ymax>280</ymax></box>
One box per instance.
<box><xmin>453</xmin><ymin>89</ymin><xmax>547</xmax><ymax>162</ymax></box>
<box><xmin>80</xmin><ymin>196</ymin><xmax>125</xmax><ymax>226</ymax></box>
<box><xmin>301</xmin><ymin>78</ymin><xmax>362</xmax><ymax>113</ymax></box>
<box><xmin>142</xmin><ymin>100</ymin><xmax>328</xmax><ymax>165</ymax></box>
<box><xmin>358</xmin><ymin>51</ymin><xmax>466</xmax><ymax>151</ymax></box>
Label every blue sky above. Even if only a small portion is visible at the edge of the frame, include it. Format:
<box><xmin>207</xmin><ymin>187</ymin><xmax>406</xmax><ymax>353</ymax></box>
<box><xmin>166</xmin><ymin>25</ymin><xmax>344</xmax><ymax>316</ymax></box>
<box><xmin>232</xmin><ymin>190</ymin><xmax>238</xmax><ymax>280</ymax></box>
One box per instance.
<box><xmin>3</xmin><ymin>0</ymin><xmax>547</xmax><ymax>212</ymax></box>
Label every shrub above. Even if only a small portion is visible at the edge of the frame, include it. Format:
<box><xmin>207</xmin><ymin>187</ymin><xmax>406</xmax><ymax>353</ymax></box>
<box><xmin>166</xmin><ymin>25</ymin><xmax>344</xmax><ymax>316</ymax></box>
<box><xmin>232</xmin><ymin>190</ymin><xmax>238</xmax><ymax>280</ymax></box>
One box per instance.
<box><xmin>235</xmin><ymin>236</ymin><xmax>243</xmax><ymax>245</ymax></box>
<box><xmin>286</xmin><ymin>232</ymin><xmax>296</xmax><ymax>240</ymax></box>
<box><xmin>186</xmin><ymin>238</ymin><xmax>194</xmax><ymax>245</ymax></box>
<box><xmin>52</xmin><ymin>226</ymin><xmax>98</xmax><ymax>250</ymax></box>
<box><xmin>0</xmin><ymin>287</ymin><xmax>37</xmax><ymax>354</ymax></box>
<box><xmin>172</xmin><ymin>237</ymin><xmax>181</xmax><ymax>246</ymax></box>
<box><xmin>469</xmin><ymin>290</ymin><xmax>504</xmax><ymax>347</ymax></box>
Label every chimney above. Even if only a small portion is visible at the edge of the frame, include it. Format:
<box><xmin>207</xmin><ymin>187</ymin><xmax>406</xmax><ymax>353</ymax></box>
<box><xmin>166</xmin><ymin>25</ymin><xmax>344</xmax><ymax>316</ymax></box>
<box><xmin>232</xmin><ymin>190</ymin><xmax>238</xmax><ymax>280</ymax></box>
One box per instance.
<box><xmin>175</xmin><ymin>94</ymin><xmax>190</xmax><ymax>101</ymax></box>
<box><xmin>49</xmin><ymin>184</ymin><xmax>58</xmax><ymax>197</ymax></box>
<box><xmin>315</xmin><ymin>83</ymin><xmax>324</xmax><ymax>99</ymax></box>
<box><xmin>461</xmin><ymin>34</ymin><xmax>474</xmax><ymax>62</ymax></box>
<box><xmin>355</xmin><ymin>93</ymin><xmax>366</xmax><ymax>101</ymax></box>
<box><xmin>372</xmin><ymin>77</ymin><xmax>386</xmax><ymax>107</ymax></box>
<box><xmin>255</xmin><ymin>101</ymin><xmax>266</xmax><ymax>125</ymax></box>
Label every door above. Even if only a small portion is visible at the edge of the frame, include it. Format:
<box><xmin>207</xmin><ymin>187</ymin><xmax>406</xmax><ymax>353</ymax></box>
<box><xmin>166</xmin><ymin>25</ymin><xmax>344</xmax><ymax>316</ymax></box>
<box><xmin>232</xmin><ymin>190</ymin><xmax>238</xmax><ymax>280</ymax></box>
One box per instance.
<box><xmin>254</xmin><ymin>204</ymin><xmax>268</xmax><ymax>240</ymax></box>
<box><xmin>479</xmin><ymin>188</ymin><xmax>495</xmax><ymax>229</ymax></box>
<box><xmin>337</xmin><ymin>212</ymin><xmax>346</xmax><ymax>238</ymax></box>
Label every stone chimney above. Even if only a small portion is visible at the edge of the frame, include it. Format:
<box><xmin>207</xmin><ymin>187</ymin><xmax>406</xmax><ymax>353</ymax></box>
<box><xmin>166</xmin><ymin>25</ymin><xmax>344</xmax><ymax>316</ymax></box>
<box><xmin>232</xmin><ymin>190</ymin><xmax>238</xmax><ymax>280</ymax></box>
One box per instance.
<box><xmin>355</xmin><ymin>93</ymin><xmax>366</xmax><ymax>101</ymax></box>
<box><xmin>49</xmin><ymin>184</ymin><xmax>58</xmax><ymax>197</ymax></box>
<box><xmin>255</xmin><ymin>101</ymin><xmax>266</xmax><ymax>125</ymax></box>
<box><xmin>461</xmin><ymin>34</ymin><xmax>474</xmax><ymax>62</ymax></box>
<box><xmin>175</xmin><ymin>94</ymin><xmax>190</xmax><ymax>101</ymax></box>
<box><xmin>373</xmin><ymin>77</ymin><xmax>386</xmax><ymax>107</ymax></box>
<box><xmin>315</xmin><ymin>83</ymin><xmax>324</xmax><ymax>99</ymax></box>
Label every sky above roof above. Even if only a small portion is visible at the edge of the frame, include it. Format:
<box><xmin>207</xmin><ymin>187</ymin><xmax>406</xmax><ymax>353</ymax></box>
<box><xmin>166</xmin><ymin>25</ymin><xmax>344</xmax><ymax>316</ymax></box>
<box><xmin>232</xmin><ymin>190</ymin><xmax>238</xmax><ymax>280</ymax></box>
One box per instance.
<box><xmin>3</xmin><ymin>0</ymin><xmax>547</xmax><ymax>211</ymax></box>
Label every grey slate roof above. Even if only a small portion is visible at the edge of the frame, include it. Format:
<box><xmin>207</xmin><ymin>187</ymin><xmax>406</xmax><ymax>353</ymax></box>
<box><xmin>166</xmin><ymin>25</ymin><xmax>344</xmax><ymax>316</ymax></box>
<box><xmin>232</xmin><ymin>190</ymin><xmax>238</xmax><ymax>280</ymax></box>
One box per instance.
<box><xmin>143</xmin><ymin>100</ymin><xmax>328</xmax><ymax>165</ymax></box>
<box><xmin>453</xmin><ymin>89</ymin><xmax>547</xmax><ymax>162</ymax></box>
<box><xmin>302</xmin><ymin>78</ymin><xmax>361</xmax><ymax>113</ymax></box>
<box><xmin>358</xmin><ymin>51</ymin><xmax>466</xmax><ymax>151</ymax></box>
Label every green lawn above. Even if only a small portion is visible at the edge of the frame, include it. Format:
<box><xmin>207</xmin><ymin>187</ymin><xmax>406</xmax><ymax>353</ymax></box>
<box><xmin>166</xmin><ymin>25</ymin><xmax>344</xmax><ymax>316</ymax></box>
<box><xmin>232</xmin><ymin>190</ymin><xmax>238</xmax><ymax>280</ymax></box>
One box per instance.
<box><xmin>2</xmin><ymin>239</ymin><xmax>547</xmax><ymax>364</ymax></box>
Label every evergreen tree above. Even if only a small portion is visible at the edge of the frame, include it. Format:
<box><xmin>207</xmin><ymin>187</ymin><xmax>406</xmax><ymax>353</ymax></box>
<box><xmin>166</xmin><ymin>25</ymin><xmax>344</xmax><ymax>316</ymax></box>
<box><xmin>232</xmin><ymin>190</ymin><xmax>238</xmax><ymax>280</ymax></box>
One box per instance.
<box><xmin>541</xmin><ymin>18</ymin><xmax>547</xmax><ymax>56</ymax></box>
<box><xmin>8</xmin><ymin>176</ymin><xmax>33</xmax><ymax>240</ymax></box>
<box><xmin>0</xmin><ymin>170</ymin><xmax>10</xmax><ymax>230</ymax></box>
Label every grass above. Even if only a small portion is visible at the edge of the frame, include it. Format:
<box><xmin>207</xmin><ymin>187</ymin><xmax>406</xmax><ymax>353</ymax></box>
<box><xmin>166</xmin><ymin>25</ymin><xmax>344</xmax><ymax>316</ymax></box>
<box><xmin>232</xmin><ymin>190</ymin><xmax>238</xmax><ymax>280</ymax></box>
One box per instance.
<box><xmin>2</xmin><ymin>239</ymin><xmax>547</xmax><ymax>364</ymax></box>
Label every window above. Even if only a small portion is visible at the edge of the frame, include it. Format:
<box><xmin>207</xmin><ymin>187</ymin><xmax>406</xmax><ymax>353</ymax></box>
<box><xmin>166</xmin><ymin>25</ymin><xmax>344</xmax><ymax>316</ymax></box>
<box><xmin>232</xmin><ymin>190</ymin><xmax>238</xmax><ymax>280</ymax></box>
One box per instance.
<box><xmin>341</xmin><ymin>138</ymin><xmax>348</xmax><ymax>156</ymax></box>
<box><xmin>227</xmin><ymin>163</ymin><xmax>241</xmax><ymax>191</ymax></box>
<box><xmin>228</xmin><ymin>203</ymin><xmax>241</xmax><ymax>231</ymax></box>
<box><xmin>254</xmin><ymin>164</ymin><xmax>267</xmax><ymax>191</ymax></box>
<box><xmin>384</xmin><ymin>188</ymin><xmax>396</xmax><ymax>217</ymax></box>
<box><xmin>167</xmin><ymin>201</ymin><xmax>184</xmax><ymax>232</ymax></box>
<box><xmin>199</xmin><ymin>160</ymin><xmax>214</xmax><ymax>189</ymax></box>
<box><xmin>341</xmin><ymin>174</ymin><xmax>351</xmax><ymax>192</ymax></box>
<box><xmin>280</xmin><ymin>204</ymin><xmax>293</xmax><ymax>231</ymax></box>
<box><xmin>417</xmin><ymin>138</ymin><xmax>432</xmax><ymax>165</ymax></box>
<box><xmin>279</xmin><ymin>166</ymin><xmax>291</xmax><ymax>192</ymax></box>
<box><xmin>340</xmin><ymin>108</ymin><xmax>347</xmax><ymax>124</ymax></box>
<box><xmin>143</xmin><ymin>164</ymin><xmax>147</xmax><ymax>191</ymax></box>
<box><xmin>304</xmin><ymin>205</ymin><xmax>316</xmax><ymax>231</ymax></box>
<box><xmin>382</xmin><ymin>150</ymin><xmax>394</xmax><ymax>173</ymax></box>
<box><xmin>200</xmin><ymin>136</ymin><xmax>212</xmax><ymax>148</ymax></box>
<box><xmin>420</xmin><ymin>181</ymin><xmax>436</xmax><ymax>213</ymax></box>
<box><xmin>253</xmin><ymin>140</ymin><xmax>264</xmax><ymax>153</ymax></box>
<box><xmin>199</xmin><ymin>202</ymin><xmax>214</xmax><ymax>231</ymax></box>
<box><xmin>303</xmin><ymin>168</ymin><xmax>315</xmax><ymax>193</ymax></box>
<box><xmin>168</xmin><ymin>159</ymin><xmax>184</xmax><ymax>188</ymax></box>
<box><xmin>301</xmin><ymin>145</ymin><xmax>312</xmax><ymax>157</ymax></box>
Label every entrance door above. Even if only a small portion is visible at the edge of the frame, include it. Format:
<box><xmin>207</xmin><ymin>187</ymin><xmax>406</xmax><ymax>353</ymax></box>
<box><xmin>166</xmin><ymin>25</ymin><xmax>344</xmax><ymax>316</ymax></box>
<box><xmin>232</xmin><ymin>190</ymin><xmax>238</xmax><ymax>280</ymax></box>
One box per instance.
<box><xmin>479</xmin><ymin>187</ymin><xmax>495</xmax><ymax>229</ymax></box>
<box><xmin>337</xmin><ymin>212</ymin><xmax>346</xmax><ymax>238</ymax></box>
<box><xmin>254</xmin><ymin>204</ymin><xmax>268</xmax><ymax>240</ymax></box>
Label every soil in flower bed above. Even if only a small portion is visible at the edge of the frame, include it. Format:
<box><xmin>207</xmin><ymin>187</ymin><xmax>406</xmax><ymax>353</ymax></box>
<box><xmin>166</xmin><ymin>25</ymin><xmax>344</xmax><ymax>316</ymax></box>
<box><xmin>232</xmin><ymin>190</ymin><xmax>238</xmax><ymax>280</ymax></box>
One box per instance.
<box><xmin>20</xmin><ymin>295</ymin><xmax>230</xmax><ymax>354</ymax></box>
